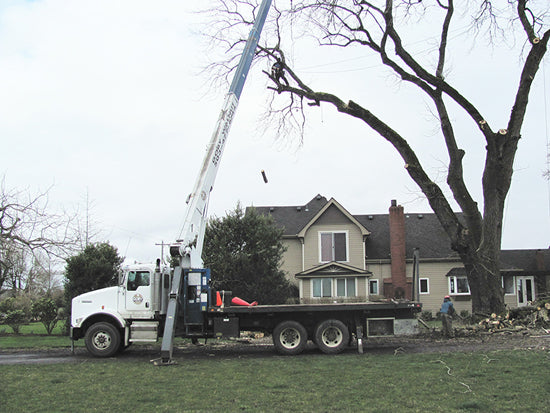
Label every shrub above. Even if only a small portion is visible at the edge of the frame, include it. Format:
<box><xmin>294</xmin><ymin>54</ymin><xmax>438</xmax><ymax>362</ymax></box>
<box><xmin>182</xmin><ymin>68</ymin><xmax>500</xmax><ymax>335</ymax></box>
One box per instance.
<box><xmin>31</xmin><ymin>297</ymin><xmax>59</xmax><ymax>335</ymax></box>
<box><xmin>5</xmin><ymin>310</ymin><xmax>29</xmax><ymax>334</ymax></box>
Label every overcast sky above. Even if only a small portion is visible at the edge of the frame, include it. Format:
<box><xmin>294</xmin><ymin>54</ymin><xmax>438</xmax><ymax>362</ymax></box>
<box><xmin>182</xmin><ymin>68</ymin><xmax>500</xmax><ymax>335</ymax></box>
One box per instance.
<box><xmin>1</xmin><ymin>0</ymin><xmax>549</xmax><ymax>264</ymax></box>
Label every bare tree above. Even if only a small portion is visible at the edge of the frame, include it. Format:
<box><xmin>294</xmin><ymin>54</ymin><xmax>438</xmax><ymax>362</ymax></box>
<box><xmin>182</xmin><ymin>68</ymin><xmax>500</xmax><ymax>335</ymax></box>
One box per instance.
<box><xmin>1</xmin><ymin>243</ymin><xmax>28</xmax><ymax>296</ymax></box>
<box><xmin>74</xmin><ymin>188</ymin><xmax>103</xmax><ymax>250</ymax></box>
<box><xmin>25</xmin><ymin>252</ymin><xmax>64</xmax><ymax>298</ymax></box>
<box><xmin>0</xmin><ymin>178</ymin><xmax>80</xmax><ymax>292</ymax></box>
<box><xmin>204</xmin><ymin>0</ymin><xmax>549</xmax><ymax>314</ymax></box>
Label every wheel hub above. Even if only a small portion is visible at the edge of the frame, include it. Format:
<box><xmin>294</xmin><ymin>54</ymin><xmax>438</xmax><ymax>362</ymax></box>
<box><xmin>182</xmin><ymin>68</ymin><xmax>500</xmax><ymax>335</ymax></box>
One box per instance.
<box><xmin>322</xmin><ymin>327</ymin><xmax>342</xmax><ymax>347</ymax></box>
<box><xmin>280</xmin><ymin>328</ymin><xmax>300</xmax><ymax>348</ymax></box>
<box><xmin>93</xmin><ymin>332</ymin><xmax>111</xmax><ymax>349</ymax></box>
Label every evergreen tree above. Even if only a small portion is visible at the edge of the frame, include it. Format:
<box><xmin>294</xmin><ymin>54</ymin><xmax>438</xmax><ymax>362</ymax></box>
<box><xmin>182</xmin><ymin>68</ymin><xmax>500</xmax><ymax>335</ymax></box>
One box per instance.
<box><xmin>63</xmin><ymin>243</ymin><xmax>123</xmax><ymax>333</ymax></box>
<box><xmin>203</xmin><ymin>205</ymin><xmax>295</xmax><ymax>305</ymax></box>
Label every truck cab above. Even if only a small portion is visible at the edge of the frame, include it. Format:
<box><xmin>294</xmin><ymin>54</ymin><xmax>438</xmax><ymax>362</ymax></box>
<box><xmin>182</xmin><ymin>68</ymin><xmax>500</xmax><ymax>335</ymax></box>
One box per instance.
<box><xmin>70</xmin><ymin>262</ymin><xmax>171</xmax><ymax>357</ymax></box>
<box><xmin>70</xmin><ymin>262</ymin><xmax>214</xmax><ymax>357</ymax></box>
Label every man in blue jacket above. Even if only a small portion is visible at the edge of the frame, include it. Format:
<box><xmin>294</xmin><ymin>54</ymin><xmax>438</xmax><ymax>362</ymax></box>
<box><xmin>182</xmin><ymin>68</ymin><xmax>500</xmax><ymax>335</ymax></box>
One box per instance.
<box><xmin>440</xmin><ymin>295</ymin><xmax>456</xmax><ymax>338</ymax></box>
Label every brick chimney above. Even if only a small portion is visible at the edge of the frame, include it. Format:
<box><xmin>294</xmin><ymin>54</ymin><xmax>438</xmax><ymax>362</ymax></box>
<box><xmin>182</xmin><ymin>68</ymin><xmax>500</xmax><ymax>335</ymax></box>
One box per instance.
<box><xmin>388</xmin><ymin>199</ymin><xmax>409</xmax><ymax>299</ymax></box>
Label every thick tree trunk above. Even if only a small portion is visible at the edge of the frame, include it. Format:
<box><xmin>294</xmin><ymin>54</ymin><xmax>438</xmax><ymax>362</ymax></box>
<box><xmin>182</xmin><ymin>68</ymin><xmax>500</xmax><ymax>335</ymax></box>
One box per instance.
<box><xmin>461</xmin><ymin>253</ymin><xmax>505</xmax><ymax>315</ymax></box>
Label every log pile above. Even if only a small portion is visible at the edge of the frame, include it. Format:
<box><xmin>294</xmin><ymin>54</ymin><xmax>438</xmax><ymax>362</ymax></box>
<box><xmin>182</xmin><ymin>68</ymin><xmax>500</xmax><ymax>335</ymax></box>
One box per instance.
<box><xmin>475</xmin><ymin>300</ymin><xmax>550</xmax><ymax>333</ymax></box>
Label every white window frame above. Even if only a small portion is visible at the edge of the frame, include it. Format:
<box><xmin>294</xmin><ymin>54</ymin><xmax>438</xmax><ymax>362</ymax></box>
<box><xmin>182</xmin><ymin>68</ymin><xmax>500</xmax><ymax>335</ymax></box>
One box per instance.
<box><xmin>448</xmin><ymin>275</ymin><xmax>470</xmax><ymax>296</ymax></box>
<box><xmin>369</xmin><ymin>279</ymin><xmax>379</xmax><ymax>296</ymax></box>
<box><xmin>312</xmin><ymin>277</ymin><xmax>357</xmax><ymax>298</ymax></box>
<box><xmin>419</xmin><ymin>278</ymin><xmax>429</xmax><ymax>295</ymax></box>
<box><xmin>336</xmin><ymin>277</ymin><xmax>356</xmax><ymax>297</ymax></box>
<box><xmin>312</xmin><ymin>278</ymin><xmax>332</xmax><ymax>298</ymax></box>
<box><xmin>318</xmin><ymin>231</ymin><xmax>349</xmax><ymax>263</ymax></box>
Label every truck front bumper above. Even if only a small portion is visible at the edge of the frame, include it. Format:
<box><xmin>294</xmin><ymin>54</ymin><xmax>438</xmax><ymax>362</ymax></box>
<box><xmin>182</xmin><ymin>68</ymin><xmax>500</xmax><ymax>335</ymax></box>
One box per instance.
<box><xmin>70</xmin><ymin>326</ymin><xmax>84</xmax><ymax>340</ymax></box>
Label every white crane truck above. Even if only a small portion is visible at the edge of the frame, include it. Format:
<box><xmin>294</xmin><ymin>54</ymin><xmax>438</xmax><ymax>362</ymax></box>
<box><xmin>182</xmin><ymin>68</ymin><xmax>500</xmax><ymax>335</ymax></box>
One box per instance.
<box><xmin>70</xmin><ymin>0</ymin><xmax>421</xmax><ymax>364</ymax></box>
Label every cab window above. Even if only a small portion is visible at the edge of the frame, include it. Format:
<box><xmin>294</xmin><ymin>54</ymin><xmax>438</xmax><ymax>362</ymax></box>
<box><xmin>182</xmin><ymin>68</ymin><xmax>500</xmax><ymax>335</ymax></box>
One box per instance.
<box><xmin>127</xmin><ymin>271</ymin><xmax>151</xmax><ymax>291</ymax></box>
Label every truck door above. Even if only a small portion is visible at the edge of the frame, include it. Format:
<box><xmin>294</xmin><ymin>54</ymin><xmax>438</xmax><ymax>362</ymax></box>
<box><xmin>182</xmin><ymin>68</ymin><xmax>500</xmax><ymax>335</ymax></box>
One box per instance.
<box><xmin>125</xmin><ymin>270</ymin><xmax>152</xmax><ymax>312</ymax></box>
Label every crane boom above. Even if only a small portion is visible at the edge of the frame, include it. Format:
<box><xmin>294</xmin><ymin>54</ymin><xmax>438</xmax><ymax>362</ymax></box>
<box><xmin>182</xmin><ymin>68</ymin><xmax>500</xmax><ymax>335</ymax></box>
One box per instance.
<box><xmin>161</xmin><ymin>0</ymin><xmax>272</xmax><ymax>364</ymax></box>
<box><xmin>171</xmin><ymin>0</ymin><xmax>271</xmax><ymax>268</ymax></box>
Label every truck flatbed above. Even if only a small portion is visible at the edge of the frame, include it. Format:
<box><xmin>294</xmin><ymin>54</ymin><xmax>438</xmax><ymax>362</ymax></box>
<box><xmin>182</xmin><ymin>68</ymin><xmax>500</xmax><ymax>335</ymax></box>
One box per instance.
<box><xmin>214</xmin><ymin>301</ymin><xmax>421</xmax><ymax>314</ymax></box>
<box><xmin>206</xmin><ymin>300</ymin><xmax>422</xmax><ymax>356</ymax></box>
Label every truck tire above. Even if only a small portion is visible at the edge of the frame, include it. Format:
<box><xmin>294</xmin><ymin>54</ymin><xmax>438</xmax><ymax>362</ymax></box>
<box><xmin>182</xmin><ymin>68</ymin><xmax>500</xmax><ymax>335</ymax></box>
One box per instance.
<box><xmin>272</xmin><ymin>320</ymin><xmax>308</xmax><ymax>355</ymax></box>
<box><xmin>84</xmin><ymin>322</ymin><xmax>121</xmax><ymax>358</ymax></box>
<box><xmin>314</xmin><ymin>319</ymin><xmax>349</xmax><ymax>354</ymax></box>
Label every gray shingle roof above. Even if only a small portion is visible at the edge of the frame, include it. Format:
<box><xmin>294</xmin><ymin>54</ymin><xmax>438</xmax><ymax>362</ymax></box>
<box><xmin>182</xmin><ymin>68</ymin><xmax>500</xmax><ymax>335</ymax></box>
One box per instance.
<box><xmin>251</xmin><ymin>194</ymin><xmax>329</xmax><ymax>236</ymax></box>
<box><xmin>356</xmin><ymin>213</ymin><xmax>459</xmax><ymax>260</ymax></box>
<box><xmin>249</xmin><ymin>195</ymin><xmax>550</xmax><ymax>265</ymax></box>
<box><xmin>500</xmin><ymin>249</ymin><xmax>550</xmax><ymax>272</ymax></box>
<box><xmin>251</xmin><ymin>195</ymin><xmax>458</xmax><ymax>260</ymax></box>
<box><xmin>444</xmin><ymin>249</ymin><xmax>550</xmax><ymax>276</ymax></box>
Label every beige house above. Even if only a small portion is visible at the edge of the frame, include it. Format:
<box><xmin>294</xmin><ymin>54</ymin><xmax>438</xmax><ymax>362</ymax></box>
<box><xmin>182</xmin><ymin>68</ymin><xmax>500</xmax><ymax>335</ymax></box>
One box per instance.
<box><xmin>252</xmin><ymin>195</ymin><xmax>550</xmax><ymax>315</ymax></box>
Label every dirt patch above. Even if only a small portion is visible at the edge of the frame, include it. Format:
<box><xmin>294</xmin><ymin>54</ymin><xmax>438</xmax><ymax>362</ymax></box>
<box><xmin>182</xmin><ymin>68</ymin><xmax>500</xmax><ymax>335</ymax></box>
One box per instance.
<box><xmin>1</xmin><ymin>331</ymin><xmax>548</xmax><ymax>365</ymax></box>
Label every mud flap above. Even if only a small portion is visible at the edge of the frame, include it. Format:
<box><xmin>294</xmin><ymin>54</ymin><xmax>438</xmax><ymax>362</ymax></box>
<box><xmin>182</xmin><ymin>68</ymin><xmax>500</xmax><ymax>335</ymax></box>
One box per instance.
<box><xmin>356</xmin><ymin>325</ymin><xmax>364</xmax><ymax>354</ymax></box>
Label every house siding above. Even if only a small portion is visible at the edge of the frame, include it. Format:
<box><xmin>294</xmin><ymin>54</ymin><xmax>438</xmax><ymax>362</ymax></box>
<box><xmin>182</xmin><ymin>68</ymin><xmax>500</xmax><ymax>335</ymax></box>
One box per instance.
<box><xmin>366</xmin><ymin>261</ymin><xmax>391</xmax><ymax>297</ymax></box>
<box><xmin>367</xmin><ymin>259</ymin><xmax>474</xmax><ymax>315</ymax></box>
<box><xmin>357</xmin><ymin>277</ymin><xmax>367</xmax><ymax>298</ymax></box>
<box><xmin>412</xmin><ymin>261</ymin><xmax>468</xmax><ymax>316</ymax></box>
<box><xmin>303</xmin><ymin>278</ymin><xmax>311</xmax><ymax>298</ymax></box>
<box><xmin>281</xmin><ymin>238</ymin><xmax>302</xmax><ymax>285</ymax></box>
<box><xmin>303</xmin><ymin>205</ymin><xmax>365</xmax><ymax>269</ymax></box>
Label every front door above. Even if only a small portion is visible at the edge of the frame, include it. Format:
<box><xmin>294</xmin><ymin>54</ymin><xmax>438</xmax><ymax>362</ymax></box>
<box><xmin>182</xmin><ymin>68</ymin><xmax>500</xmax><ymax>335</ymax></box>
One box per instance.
<box><xmin>125</xmin><ymin>270</ymin><xmax>152</xmax><ymax>312</ymax></box>
<box><xmin>517</xmin><ymin>276</ymin><xmax>535</xmax><ymax>307</ymax></box>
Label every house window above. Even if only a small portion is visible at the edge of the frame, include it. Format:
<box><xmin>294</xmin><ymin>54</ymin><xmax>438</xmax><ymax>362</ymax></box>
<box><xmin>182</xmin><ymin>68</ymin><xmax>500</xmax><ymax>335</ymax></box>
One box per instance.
<box><xmin>336</xmin><ymin>278</ymin><xmax>356</xmax><ymax>297</ymax></box>
<box><xmin>449</xmin><ymin>275</ymin><xmax>470</xmax><ymax>295</ymax></box>
<box><xmin>313</xmin><ymin>277</ymin><xmax>356</xmax><ymax>298</ymax></box>
<box><xmin>369</xmin><ymin>279</ymin><xmax>379</xmax><ymax>295</ymax></box>
<box><xmin>312</xmin><ymin>278</ymin><xmax>332</xmax><ymax>297</ymax></box>
<box><xmin>419</xmin><ymin>278</ymin><xmax>429</xmax><ymax>294</ymax></box>
<box><xmin>319</xmin><ymin>232</ymin><xmax>348</xmax><ymax>262</ymax></box>
<box><xmin>502</xmin><ymin>275</ymin><xmax>514</xmax><ymax>295</ymax></box>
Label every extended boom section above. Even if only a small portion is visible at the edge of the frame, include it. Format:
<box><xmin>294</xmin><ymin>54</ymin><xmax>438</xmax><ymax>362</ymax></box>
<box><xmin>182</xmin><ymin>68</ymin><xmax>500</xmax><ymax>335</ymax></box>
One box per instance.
<box><xmin>161</xmin><ymin>0</ymin><xmax>273</xmax><ymax>364</ymax></box>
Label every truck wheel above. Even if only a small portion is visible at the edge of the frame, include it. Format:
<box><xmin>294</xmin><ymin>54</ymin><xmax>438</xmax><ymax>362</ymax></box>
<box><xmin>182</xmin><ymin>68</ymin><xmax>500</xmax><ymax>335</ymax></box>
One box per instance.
<box><xmin>314</xmin><ymin>319</ymin><xmax>349</xmax><ymax>354</ymax></box>
<box><xmin>273</xmin><ymin>320</ymin><xmax>308</xmax><ymax>355</ymax></box>
<box><xmin>85</xmin><ymin>322</ymin><xmax>121</xmax><ymax>357</ymax></box>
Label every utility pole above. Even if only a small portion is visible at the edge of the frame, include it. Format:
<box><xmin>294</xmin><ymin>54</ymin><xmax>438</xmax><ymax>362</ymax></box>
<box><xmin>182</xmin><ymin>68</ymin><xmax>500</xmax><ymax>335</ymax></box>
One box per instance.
<box><xmin>155</xmin><ymin>241</ymin><xmax>170</xmax><ymax>264</ymax></box>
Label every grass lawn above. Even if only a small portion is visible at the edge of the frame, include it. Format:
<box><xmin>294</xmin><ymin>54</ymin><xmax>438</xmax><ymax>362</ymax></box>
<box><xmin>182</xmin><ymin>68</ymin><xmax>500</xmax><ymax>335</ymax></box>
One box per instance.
<box><xmin>0</xmin><ymin>321</ymin><xmax>67</xmax><ymax>336</ymax></box>
<box><xmin>0</xmin><ymin>348</ymin><xmax>548</xmax><ymax>412</ymax></box>
<box><xmin>0</xmin><ymin>322</ymin><xmax>83</xmax><ymax>349</ymax></box>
